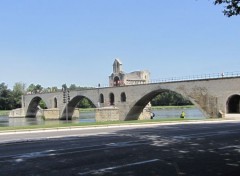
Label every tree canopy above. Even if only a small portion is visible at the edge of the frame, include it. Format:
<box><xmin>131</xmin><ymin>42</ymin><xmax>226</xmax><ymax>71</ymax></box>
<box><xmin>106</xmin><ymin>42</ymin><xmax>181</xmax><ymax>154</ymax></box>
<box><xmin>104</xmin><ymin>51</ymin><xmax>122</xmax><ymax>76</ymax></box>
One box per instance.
<box><xmin>151</xmin><ymin>91</ymin><xmax>192</xmax><ymax>106</ymax></box>
<box><xmin>214</xmin><ymin>0</ymin><xmax>240</xmax><ymax>17</ymax></box>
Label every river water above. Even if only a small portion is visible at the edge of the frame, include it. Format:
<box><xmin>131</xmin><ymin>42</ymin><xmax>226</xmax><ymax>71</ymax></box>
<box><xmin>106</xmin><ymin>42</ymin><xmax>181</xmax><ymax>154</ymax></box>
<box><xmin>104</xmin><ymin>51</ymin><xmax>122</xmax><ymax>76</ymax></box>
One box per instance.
<box><xmin>0</xmin><ymin>107</ymin><xmax>205</xmax><ymax>127</ymax></box>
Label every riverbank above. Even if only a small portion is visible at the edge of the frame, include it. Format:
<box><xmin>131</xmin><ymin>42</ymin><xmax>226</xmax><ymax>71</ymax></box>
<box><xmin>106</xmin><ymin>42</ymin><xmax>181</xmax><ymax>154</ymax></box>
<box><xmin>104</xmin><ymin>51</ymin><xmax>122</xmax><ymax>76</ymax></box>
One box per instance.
<box><xmin>0</xmin><ymin>117</ymin><xmax>227</xmax><ymax>133</ymax></box>
<box><xmin>152</xmin><ymin>105</ymin><xmax>194</xmax><ymax>110</ymax></box>
<box><xmin>0</xmin><ymin>106</ymin><xmax>193</xmax><ymax>115</ymax></box>
<box><xmin>0</xmin><ymin>110</ymin><xmax>10</xmax><ymax>116</ymax></box>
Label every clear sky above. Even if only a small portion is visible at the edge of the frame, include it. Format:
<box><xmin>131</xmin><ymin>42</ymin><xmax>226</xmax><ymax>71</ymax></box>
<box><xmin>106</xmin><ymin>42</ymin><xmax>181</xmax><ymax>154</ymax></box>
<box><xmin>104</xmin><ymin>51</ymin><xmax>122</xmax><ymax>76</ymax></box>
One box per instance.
<box><xmin>0</xmin><ymin>0</ymin><xmax>239</xmax><ymax>89</ymax></box>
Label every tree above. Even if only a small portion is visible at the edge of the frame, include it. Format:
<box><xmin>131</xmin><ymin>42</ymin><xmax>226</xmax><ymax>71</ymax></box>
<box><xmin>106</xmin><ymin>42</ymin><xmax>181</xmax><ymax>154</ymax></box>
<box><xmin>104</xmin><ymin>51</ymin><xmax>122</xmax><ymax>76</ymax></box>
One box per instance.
<box><xmin>77</xmin><ymin>98</ymin><xmax>94</xmax><ymax>108</ymax></box>
<box><xmin>27</xmin><ymin>84</ymin><xmax>43</xmax><ymax>94</ymax></box>
<box><xmin>51</xmin><ymin>86</ymin><xmax>58</xmax><ymax>92</ymax></box>
<box><xmin>35</xmin><ymin>84</ymin><xmax>43</xmax><ymax>93</ymax></box>
<box><xmin>62</xmin><ymin>84</ymin><xmax>67</xmax><ymax>91</ymax></box>
<box><xmin>27</xmin><ymin>84</ymin><xmax>36</xmax><ymax>94</ymax></box>
<box><xmin>39</xmin><ymin>100</ymin><xmax>47</xmax><ymax>109</ymax></box>
<box><xmin>0</xmin><ymin>83</ymin><xmax>13</xmax><ymax>110</ymax></box>
<box><xmin>12</xmin><ymin>82</ymin><xmax>26</xmax><ymax>108</ymax></box>
<box><xmin>69</xmin><ymin>84</ymin><xmax>77</xmax><ymax>91</ymax></box>
<box><xmin>151</xmin><ymin>91</ymin><xmax>192</xmax><ymax>106</ymax></box>
<box><xmin>214</xmin><ymin>0</ymin><xmax>240</xmax><ymax>17</ymax></box>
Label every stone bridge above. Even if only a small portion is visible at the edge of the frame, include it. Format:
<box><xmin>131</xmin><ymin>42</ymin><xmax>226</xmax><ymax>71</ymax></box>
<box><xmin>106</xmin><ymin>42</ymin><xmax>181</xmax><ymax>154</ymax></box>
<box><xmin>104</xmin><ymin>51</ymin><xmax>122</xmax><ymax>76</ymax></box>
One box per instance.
<box><xmin>20</xmin><ymin>76</ymin><xmax>240</xmax><ymax>121</ymax></box>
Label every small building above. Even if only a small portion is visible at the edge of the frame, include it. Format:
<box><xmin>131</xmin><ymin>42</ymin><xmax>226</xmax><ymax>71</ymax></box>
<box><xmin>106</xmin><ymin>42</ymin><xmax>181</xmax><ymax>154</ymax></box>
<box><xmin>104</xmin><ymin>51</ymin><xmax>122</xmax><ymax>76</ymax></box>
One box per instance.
<box><xmin>108</xmin><ymin>59</ymin><xmax>152</xmax><ymax>120</ymax></box>
<box><xmin>109</xmin><ymin>59</ymin><xmax>150</xmax><ymax>87</ymax></box>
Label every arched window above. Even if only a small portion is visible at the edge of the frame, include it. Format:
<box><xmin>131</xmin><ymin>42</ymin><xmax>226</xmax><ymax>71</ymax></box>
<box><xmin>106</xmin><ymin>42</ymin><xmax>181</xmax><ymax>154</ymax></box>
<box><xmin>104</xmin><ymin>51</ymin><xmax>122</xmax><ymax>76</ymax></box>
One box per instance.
<box><xmin>100</xmin><ymin>94</ymin><xmax>104</xmax><ymax>103</ymax></box>
<box><xmin>121</xmin><ymin>92</ymin><xmax>126</xmax><ymax>102</ymax></box>
<box><xmin>114</xmin><ymin>76</ymin><xmax>120</xmax><ymax>87</ymax></box>
<box><xmin>109</xmin><ymin>93</ymin><xmax>115</xmax><ymax>105</ymax></box>
<box><xmin>227</xmin><ymin>95</ymin><xmax>240</xmax><ymax>113</ymax></box>
<box><xmin>54</xmin><ymin>98</ymin><xmax>58</xmax><ymax>108</ymax></box>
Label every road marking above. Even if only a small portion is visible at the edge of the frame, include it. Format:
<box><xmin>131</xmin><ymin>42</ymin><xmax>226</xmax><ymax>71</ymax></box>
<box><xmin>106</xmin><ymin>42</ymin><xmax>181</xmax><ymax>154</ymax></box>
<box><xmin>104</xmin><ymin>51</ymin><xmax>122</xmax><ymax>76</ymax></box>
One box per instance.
<box><xmin>218</xmin><ymin>145</ymin><xmax>240</xmax><ymax>150</ymax></box>
<box><xmin>78</xmin><ymin>159</ymin><xmax>160</xmax><ymax>175</ymax></box>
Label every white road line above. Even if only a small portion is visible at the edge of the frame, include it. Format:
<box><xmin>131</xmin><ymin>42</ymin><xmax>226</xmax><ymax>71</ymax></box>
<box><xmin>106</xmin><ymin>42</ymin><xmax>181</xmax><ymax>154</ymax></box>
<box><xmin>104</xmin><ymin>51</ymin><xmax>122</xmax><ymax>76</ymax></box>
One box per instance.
<box><xmin>0</xmin><ymin>132</ymin><xmax>111</xmax><ymax>144</ymax></box>
<box><xmin>78</xmin><ymin>159</ymin><xmax>160</xmax><ymax>175</ymax></box>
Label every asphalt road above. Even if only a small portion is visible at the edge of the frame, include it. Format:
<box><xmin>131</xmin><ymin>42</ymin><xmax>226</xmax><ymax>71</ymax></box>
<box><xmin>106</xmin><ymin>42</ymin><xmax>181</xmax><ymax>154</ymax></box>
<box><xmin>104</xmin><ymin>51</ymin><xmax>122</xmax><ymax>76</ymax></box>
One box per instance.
<box><xmin>0</xmin><ymin>120</ymin><xmax>240</xmax><ymax>176</ymax></box>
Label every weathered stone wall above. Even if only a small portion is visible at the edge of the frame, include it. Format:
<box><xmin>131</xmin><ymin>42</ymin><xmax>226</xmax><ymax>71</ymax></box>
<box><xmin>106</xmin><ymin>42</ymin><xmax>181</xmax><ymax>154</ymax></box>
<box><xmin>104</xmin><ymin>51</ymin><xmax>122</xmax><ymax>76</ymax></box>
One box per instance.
<box><xmin>95</xmin><ymin>107</ymin><xmax>119</xmax><ymax>122</ymax></box>
<box><xmin>9</xmin><ymin>108</ymin><xmax>25</xmax><ymax>117</ymax></box>
<box><xmin>42</xmin><ymin>108</ymin><xmax>60</xmax><ymax>120</ymax></box>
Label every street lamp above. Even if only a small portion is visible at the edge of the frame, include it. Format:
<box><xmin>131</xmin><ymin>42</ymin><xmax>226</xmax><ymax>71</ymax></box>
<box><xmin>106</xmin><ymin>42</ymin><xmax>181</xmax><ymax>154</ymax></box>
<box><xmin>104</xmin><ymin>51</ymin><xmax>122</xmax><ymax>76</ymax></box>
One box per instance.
<box><xmin>62</xmin><ymin>85</ymin><xmax>70</xmax><ymax>122</ymax></box>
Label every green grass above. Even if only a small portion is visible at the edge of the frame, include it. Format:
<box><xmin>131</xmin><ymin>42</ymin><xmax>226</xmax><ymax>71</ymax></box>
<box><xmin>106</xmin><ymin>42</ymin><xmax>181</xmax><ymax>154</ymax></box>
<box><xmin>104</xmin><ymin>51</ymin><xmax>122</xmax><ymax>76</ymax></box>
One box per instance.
<box><xmin>0</xmin><ymin>110</ymin><xmax>10</xmax><ymax>116</ymax></box>
<box><xmin>0</xmin><ymin>118</ymin><xmax>199</xmax><ymax>132</ymax></box>
<box><xmin>79</xmin><ymin>108</ymin><xmax>95</xmax><ymax>112</ymax></box>
<box><xmin>152</xmin><ymin>105</ymin><xmax>194</xmax><ymax>110</ymax></box>
<box><xmin>77</xmin><ymin>106</ymin><xmax>195</xmax><ymax>112</ymax></box>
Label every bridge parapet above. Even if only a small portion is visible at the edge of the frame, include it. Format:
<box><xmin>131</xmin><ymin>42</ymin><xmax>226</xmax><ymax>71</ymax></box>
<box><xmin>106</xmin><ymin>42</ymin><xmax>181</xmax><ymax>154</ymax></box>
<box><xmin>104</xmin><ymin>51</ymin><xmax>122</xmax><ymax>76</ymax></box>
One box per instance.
<box><xmin>150</xmin><ymin>71</ymin><xmax>240</xmax><ymax>84</ymax></box>
<box><xmin>17</xmin><ymin>75</ymin><xmax>240</xmax><ymax>121</ymax></box>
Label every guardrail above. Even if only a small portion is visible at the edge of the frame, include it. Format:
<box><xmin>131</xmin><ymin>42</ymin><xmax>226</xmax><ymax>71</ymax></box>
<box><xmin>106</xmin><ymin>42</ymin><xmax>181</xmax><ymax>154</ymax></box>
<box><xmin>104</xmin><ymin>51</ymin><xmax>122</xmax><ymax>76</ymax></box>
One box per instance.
<box><xmin>95</xmin><ymin>71</ymin><xmax>240</xmax><ymax>88</ymax></box>
<box><xmin>26</xmin><ymin>71</ymin><xmax>240</xmax><ymax>94</ymax></box>
<box><xmin>150</xmin><ymin>71</ymin><xmax>240</xmax><ymax>84</ymax></box>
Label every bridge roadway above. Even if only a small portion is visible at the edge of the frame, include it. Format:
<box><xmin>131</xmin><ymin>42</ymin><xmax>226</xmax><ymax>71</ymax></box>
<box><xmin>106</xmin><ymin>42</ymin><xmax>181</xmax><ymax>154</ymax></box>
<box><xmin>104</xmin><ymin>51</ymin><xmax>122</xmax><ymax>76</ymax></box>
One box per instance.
<box><xmin>0</xmin><ymin>120</ymin><xmax>240</xmax><ymax>175</ymax></box>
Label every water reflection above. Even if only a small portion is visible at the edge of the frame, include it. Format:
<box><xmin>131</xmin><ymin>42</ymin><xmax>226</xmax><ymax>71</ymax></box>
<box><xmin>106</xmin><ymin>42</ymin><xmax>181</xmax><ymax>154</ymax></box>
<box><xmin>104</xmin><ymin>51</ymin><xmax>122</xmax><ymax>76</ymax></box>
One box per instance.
<box><xmin>153</xmin><ymin>107</ymin><xmax>205</xmax><ymax>119</ymax></box>
<box><xmin>0</xmin><ymin>107</ymin><xmax>205</xmax><ymax>127</ymax></box>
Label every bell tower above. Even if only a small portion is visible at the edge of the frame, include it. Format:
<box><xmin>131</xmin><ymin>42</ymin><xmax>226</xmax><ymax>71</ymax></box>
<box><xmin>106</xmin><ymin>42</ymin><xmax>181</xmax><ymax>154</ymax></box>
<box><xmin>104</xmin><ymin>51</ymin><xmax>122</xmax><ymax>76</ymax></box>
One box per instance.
<box><xmin>109</xmin><ymin>58</ymin><xmax>125</xmax><ymax>87</ymax></box>
<box><xmin>113</xmin><ymin>59</ymin><xmax>122</xmax><ymax>73</ymax></box>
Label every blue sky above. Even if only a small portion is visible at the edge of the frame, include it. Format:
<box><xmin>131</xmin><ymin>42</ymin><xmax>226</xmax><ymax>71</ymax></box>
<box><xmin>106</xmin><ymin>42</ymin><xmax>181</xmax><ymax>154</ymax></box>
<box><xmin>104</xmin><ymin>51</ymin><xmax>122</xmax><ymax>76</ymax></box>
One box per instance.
<box><xmin>0</xmin><ymin>0</ymin><xmax>239</xmax><ymax>89</ymax></box>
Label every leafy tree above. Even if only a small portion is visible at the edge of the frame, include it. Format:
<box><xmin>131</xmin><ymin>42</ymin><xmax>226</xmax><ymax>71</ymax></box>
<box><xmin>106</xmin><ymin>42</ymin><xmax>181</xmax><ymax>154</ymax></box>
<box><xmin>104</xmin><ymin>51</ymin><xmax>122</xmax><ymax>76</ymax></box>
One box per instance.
<box><xmin>27</xmin><ymin>84</ymin><xmax>36</xmax><ymax>94</ymax></box>
<box><xmin>77</xmin><ymin>98</ymin><xmax>94</xmax><ymax>108</ymax></box>
<box><xmin>35</xmin><ymin>84</ymin><xmax>43</xmax><ymax>93</ymax></box>
<box><xmin>27</xmin><ymin>84</ymin><xmax>43</xmax><ymax>94</ymax></box>
<box><xmin>151</xmin><ymin>91</ymin><xmax>192</xmax><ymax>106</ymax></box>
<box><xmin>12</xmin><ymin>82</ymin><xmax>26</xmax><ymax>108</ymax></box>
<box><xmin>0</xmin><ymin>83</ymin><xmax>13</xmax><ymax>110</ymax></box>
<box><xmin>214</xmin><ymin>0</ymin><xmax>240</xmax><ymax>17</ymax></box>
<box><xmin>62</xmin><ymin>83</ymin><xmax>67</xmax><ymax>91</ymax></box>
<box><xmin>39</xmin><ymin>100</ymin><xmax>47</xmax><ymax>109</ymax></box>
<box><xmin>69</xmin><ymin>84</ymin><xmax>77</xmax><ymax>90</ymax></box>
<box><xmin>51</xmin><ymin>86</ymin><xmax>58</xmax><ymax>92</ymax></box>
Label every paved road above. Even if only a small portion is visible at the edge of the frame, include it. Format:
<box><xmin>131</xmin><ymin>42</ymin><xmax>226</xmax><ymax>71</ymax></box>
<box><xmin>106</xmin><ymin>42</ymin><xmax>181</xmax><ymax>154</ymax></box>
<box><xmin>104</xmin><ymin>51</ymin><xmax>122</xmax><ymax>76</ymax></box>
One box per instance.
<box><xmin>0</xmin><ymin>120</ymin><xmax>240</xmax><ymax>176</ymax></box>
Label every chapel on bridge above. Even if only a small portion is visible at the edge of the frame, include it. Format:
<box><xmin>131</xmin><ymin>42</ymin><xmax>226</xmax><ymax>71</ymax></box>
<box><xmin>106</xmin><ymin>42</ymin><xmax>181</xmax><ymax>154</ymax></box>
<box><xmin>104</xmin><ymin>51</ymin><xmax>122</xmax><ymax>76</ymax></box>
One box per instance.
<box><xmin>109</xmin><ymin>59</ymin><xmax>150</xmax><ymax>87</ymax></box>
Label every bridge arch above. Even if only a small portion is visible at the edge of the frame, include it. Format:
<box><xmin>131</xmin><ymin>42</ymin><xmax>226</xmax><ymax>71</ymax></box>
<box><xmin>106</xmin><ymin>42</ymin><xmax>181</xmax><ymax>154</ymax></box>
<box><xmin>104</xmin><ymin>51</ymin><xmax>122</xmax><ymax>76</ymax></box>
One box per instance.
<box><xmin>126</xmin><ymin>89</ymin><xmax>194</xmax><ymax>120</ymax></box>
<box><xmin>227</xmin><ymin>94</ymin><xmax>240</xmax><ymax>114</ymax></box>
<box><xmin>26</xmin><ymin>96</ymin><xmax>48</xmax><ymax>118</ymax></box>
<box><xmin>61</xmin><ymin>95</ymin><xmax>96</xmax><ymax>120</ymax></box>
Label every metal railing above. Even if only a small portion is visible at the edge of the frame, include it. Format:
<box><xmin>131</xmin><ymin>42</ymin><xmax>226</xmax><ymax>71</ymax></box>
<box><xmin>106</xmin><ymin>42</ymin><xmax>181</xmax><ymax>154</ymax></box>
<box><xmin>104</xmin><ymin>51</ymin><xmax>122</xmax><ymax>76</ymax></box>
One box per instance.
<box><xmin>150</xmin><ymin>71</ymin><xmax>240</xmax><ymax>84</ymax></box>
<box><xmin>26</xmin><ymin>71</ymin><xmax>240</xmax><ymax>94</ymax></box>
<box><xmin>97</xmin><ymin>71</ymin><xmax>240</xmax><ymax>88</ymax></box>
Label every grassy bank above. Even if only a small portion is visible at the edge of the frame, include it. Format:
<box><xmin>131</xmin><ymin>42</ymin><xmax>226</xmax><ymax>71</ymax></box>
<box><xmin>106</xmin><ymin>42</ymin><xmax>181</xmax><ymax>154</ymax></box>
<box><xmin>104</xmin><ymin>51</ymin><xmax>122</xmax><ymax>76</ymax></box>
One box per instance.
<box><xmin>79</xmin><ymin>108</ymin><xmax>95</xmax><ymax>112</ymax></box>
<box><xmin>152</xmin><ymin>105</ymin><xmax>194</xmax><ymax>110</ymax></box>
<box><xmin>78</xmin><ymin>106</ymin><xmax>194</xmax><ymax>112</ymax></box>
<box><xmin>0</xmin><ymin>118</ymin><xmax>193</xmax><ymax>132</ymax></box>
<box><xmin>0</xmin><ymin>110</ymin><xmax>10</xmax><ymax>116</ymax></box>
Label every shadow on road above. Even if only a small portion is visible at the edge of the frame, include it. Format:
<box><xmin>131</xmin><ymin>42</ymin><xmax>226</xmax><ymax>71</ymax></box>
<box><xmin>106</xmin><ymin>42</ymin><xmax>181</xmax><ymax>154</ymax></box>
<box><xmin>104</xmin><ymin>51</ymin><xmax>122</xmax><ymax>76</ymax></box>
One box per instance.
<box><xmin>1</xmin><ymin>122</ymin><xmax>240</xmax><ymax>176</ymax></box>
